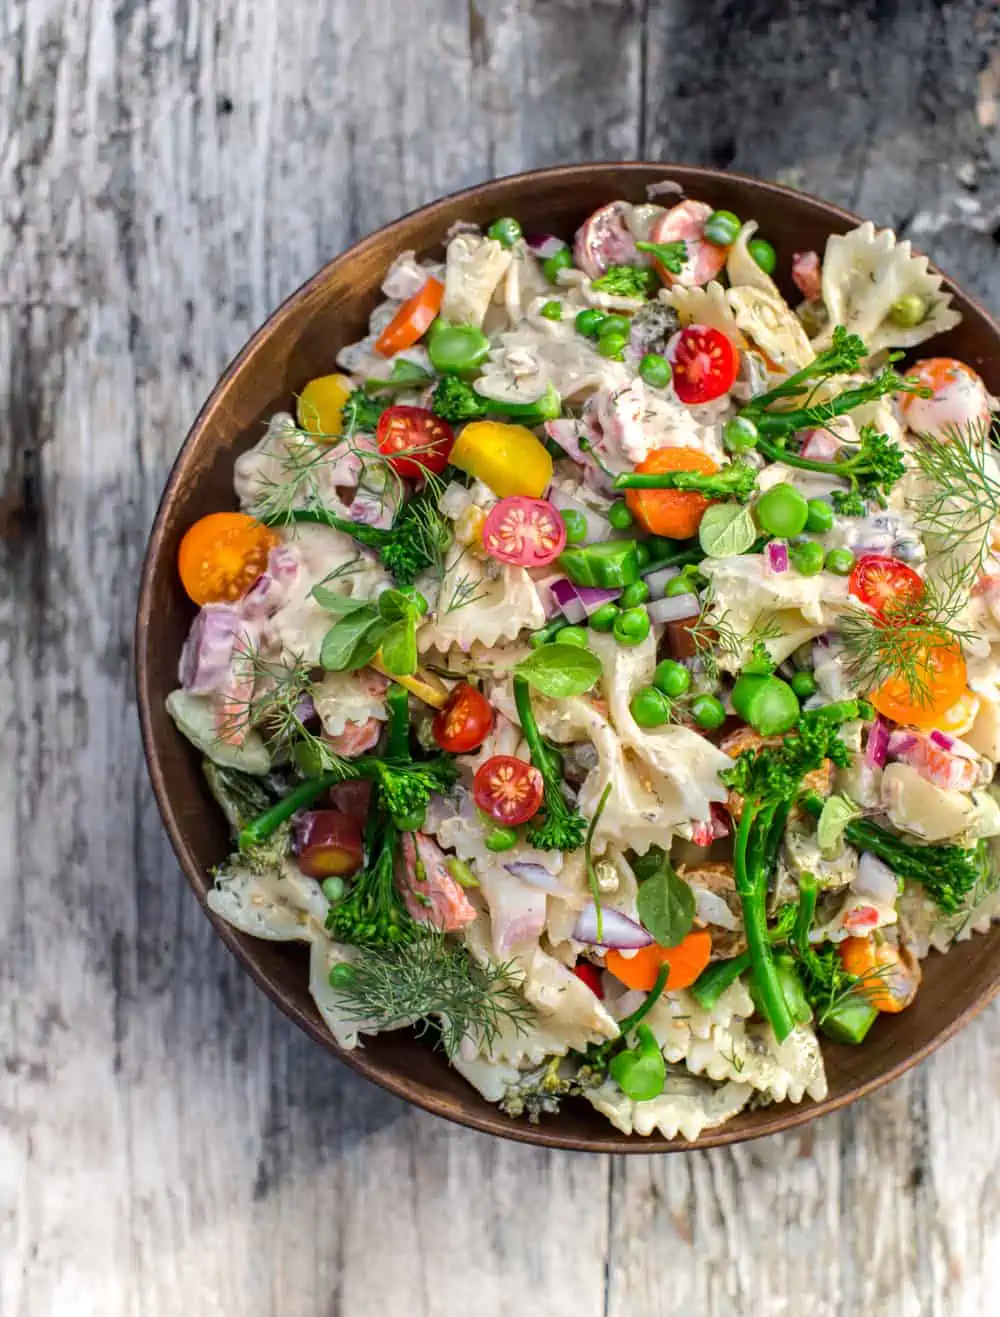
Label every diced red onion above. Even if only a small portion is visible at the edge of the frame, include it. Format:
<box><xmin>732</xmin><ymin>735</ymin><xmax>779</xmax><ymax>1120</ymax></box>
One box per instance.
<box><xmin>648</xmin><ymin>593</ymin><xmax>700</xmax><ymax>624</ymax></box>
<box><xmin>267</xmin><ymin>544</ymin><xmax>300</xmax><ymax>582</ymax></box>
<box><xmin>504</xmin><ymin>862</ymin><xmax>565</xmax><ymax>894</ymax></box>
<box><xmin>550</xmin><ymin>578</ymin><xmax>620</xmax><ymax>623</ymax></box>
<box><xmin>533</xmin><ymin>570</ymin><xmax>565</xmax><ymax>620</ymax></box>
<box><xmin>572</xmin><ymin>903</ymin><xmax>654</xmax><ymax>949</ymax></box>
<box><xmin>799</xmin><ymin>429</ymin><xmax>841</xmax><ymax>462</ymax></box>
<box><xmin>866</xmin><ymin>715</ymin><xmax>890</xmax><ymax>768</ymax></box>
<box><xmin>642</xmin><ymin>564</ymin><xmax>681</xmax><ymax>599</ymax></box>
<box><xmin>179</xmin><ymin>604</ymin><xmax>244</xmax><ymax>694</ymax></box>
<box><xmin>854</xmin><ymin>852</ymin><xmax>899</xmax><ymax>906</ymax></box>
<box><xmin>548</xmin><ymin>486</ymin><xmax>611</xmax><ymax>542</ymax></box>
<box><xmin>525</xmin><ymin>233</ymin><xmax>567</xmax><ymax>260</ymax></box>
<box><xmin>765</xmin><ymin>540</ymin><xmax>789</xmax><ymax>574</ymax></box>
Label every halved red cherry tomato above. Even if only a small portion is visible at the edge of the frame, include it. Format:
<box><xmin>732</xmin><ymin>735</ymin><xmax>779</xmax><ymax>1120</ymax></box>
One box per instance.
<box><xmin>572</xmin><ymin>962</ymin><xmax>605</xmax><ymax>998</ymax></box>
<box><xmin>849</xmin><ymin>555</ymin><xmax>924</xmax><ymax>621</ymax></box>
<box><xmin>473</xmin><ymin>755</ymin><xmax>544</xmax><ymax>826</ymax></box>
<box><xmin>482</xmin><ymin>496</ymin><xmax>567</xmax><ymax>567</ymax></box>
<box><xmin>648</xmin><ymin>201</ymin><xmax>728</xmax><ymax>287</ymax></box>
<box><xmin>376</xmin><ymin>406</ymin><xmax>454</xmax><ymax>479</ymax></box>
<box><xmin>177</xmin><ymin>512</ymin><xmax>279</xmax><ymax>606</ymax></box>
<box><xmin>294</xmin><ymin>810</ymin><xmax>364</xmax><ymax>878</ymax></box>
<box><xmin>671</xmin><ymin>325</ymin><xmax>739</xmax><ymax>405</ymax></box>
<box><xmin>432</xmin><ymin>683</ymin><xmax>495</xmax><ymax>753</ymax></box>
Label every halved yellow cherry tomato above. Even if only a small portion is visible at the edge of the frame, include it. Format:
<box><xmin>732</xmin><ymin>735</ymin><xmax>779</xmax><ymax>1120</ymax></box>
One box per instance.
<box><xmin>296</xmin><ymin>373</ymin><xmax>354</xmax><ymax>441</ymax></box>
<box><xmin>177</xmin><ymin>512</ymin><xmax>279</xmax><ymax>606</ymax></box>
<box><xmin>937</xmin><ymin>688</ymin><xmax>981</xmax><ymax>736</ymax></box>
<box><xmin>869</xmin><ymin>633</ymin><xmax>968</xmax><ymax>728</ymax></box>
<box><xmin>449</xmin><ymin>420</ymin><xmax>553</xmax><ymax>498</ymax></box>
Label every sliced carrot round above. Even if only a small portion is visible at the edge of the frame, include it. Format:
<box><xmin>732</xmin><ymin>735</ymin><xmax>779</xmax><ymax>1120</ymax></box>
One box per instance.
<box><xmin>605</xmin><ymin>930</ymin><xmax>712</xmax><ymax>992</ymax></box>
<box><xmin>374</xmin><ymin>278</ymin><xmax>444</xmax><ymax>357</ymax></box>
<box><xmin>624</xmin><ymin>446</ymin><xmax>719</xmax><ymax>539</ymax></box>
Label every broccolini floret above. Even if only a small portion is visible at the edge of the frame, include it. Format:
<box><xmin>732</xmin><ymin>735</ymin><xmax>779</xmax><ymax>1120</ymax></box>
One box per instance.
<box><xmin>512</xmin><ymin>674</ymin><xmax>587</xmax><ymax>851</ymax></box>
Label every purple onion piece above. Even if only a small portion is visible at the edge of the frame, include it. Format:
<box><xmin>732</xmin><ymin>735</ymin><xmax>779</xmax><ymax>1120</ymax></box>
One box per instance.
<box><xmin>504</xmin><ymin>862</ymin><xmax>565</xmax><ymax>894</ymax></box>
<box><xmin>642</xmin><ymin>564</ymin><xmax>681</xmax><ymax>600</ymax></box>
<box><xmin>573</xmin><ymin>903</ymin><xmax>654</xmax><ymax>949</ymax></box>
<box><xmin>547</xmin><ymin>486</ymin><xmax>611</xmax><ymax>542</ymax></box>
<box><xmin>866</xmin><ymin>716</ymin><xmax>891</xmax><ymax>768</ymax></box>
<box><xmin>525</xmin><ymin>233</ymin><xmax>567</xmax><ymax>260</ymax></box>
<box><xmin>648</xmin><ymin>593</ymin><xmax>700</xmax><ymax>625</ymax></box>
<box><xmin>179</xmin><ymin>604</ymin><xmax>242</xmax><ymax>694</ymax></box>
<box><xmin>765</xmin><ymin>540</ymin><xmax>789</xmax><ymax>574</ymax></box>
<box><xmin>549</xmin><ymin>578</ymin><xmax>587</xmax><ymax>625</ymax></box>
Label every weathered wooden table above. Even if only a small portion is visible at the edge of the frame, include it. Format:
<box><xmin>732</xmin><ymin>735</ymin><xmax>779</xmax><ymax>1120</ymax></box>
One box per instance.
<box><xmin>5</xmin><ymin>2</ymin><xmax>1000</xmax><ymax>1313</ymax></box>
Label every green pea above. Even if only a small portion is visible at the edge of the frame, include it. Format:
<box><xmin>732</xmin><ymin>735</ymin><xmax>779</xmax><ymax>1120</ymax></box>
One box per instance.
<box><xmin>825</xmin><ymin>547</ymin><xmax>856</xmax><ymax>576</ymax></box>
<box><xmin>487</xmin><ymin>217</ymin><xmax>523</xmax><ymax>248</ymax></box>
<box><xmin>723</xmin><ymin>415</ymin><xmax>760</xmax><ymax>453</ymax></box>
<box><xmin>597</xmin><ymin>331</ymin><xmax>628</xmax><ymax>361</ymax></box>
<box><xmin>589</xmin><ymin>602</ymin><xmax>620</xmax><ymax>633</ymax></box>
<box><xmin>748</xmin><ymin>238</ymin><xmax>777</xmax><ymax>275</ymax></box>
<box><xmin>485</xmin><ymin>825</ymin><xmax>519</xmax><ymax>853</ymax></box>
<box><xmin>529</xmin><ymin>620</ymin><xmax>566</xmax><ymax>649</ymax></box>
<box><xmin>704</xmin><ymin>209</ymin><xmax>742</xmax><ymax>247</ymax></box>
<box><xmin>664</xmin><ymin>575</ymin><xmax>698</xmax><ymax>597</ymax></box>
<box><xmin>635</xmin><ymin>541</ymin><xmax>652</xmax><ymax>569</ymax></box>
<box><xmin>620</xmin><ymin>580</ymin><xmax>651</xmax><ymax>609</ymax></box>
<box><xmin>733</xmin><ymin>674</ymin><xmax>800</xmax><ymax>736</ymax></box>
<box><xmin>427</xmin><ymin>323</ymin><xmax>491</xmax><ymax>374</ymax></box>
<box><xmin>575</xmin><ymin>308</ymin><xmax>607</xmax><ymax>339</ymax></box>
<box><xmin>804</xmin><ymin>498</ymin><xmax>834</xmax><ymax>534</ymax></box>
<box><xmin>790</xmin><ymin>670</ymin><xmax>818</xmax><ymax>699</ymax></box>
<box><xmin>600</xmin><ymin>315</ymin><xmax>631</xmax><ymax>339</ymax></box>
<box><xmin>560</xmin><ymin>508</ymin><xmax>588</xmax><ymax>544</ymax></box>
<box><xmin>630</xmin><ymin>686</ymin><xmax>673</xmax><ymax>728</ymax></box>
<box><xmin>790</xmin><ymin>540</ymin><xmax>825</xmax><ymax>577</ymax></box>
<box><xmin>329</xmin><ymin>963</ymin><xmax>357</xmax><ymax>989</ymax></box>
<box><xmin>756</xmin><ymin>483</ymin><xmax>809</xmax><ymax>538</ymax></box>
<box><xmin>543</xmin><ymin>246</ymin><xmax>574</xmax><ymax>283</ymax></box>
<box><xmin>321</xmin><ymin>876</ymin><xmax>346</xmax><ymax>903</ymax></box>
<box><xmin>540</xmin><ymin>299</ymin><xmax>563</xmax><ymax>321</ymax></box>
<box><xmin>639</xmin><ymin>352</ymin><xmax>672</xmax><ymax>389</ymax></box>
<box><xmin>654</xmin><ymin>659</ymin><xmax>691</xmax><ymax>699</ymax></box>
<box><xmin>890</xmin><ymin>293</ymin><xmax>927</xmax><ymax>328</ymax></box>
<box><xmin>690</xmin><ymin>694</ymin><xmax>727</xmax><ymax>730</ymax></box>
<box><xmin>559</xmin><ymin>626</ymin><xmax>590</xmax><ymax>647</ymax></box>
<box><xmin>646</xmin><ymin>535</ymin><xmax>682</xmax><ymax>561</ymax></box>
<box><xmin>613</xmin><ymin>606</ymin><xmax>651</xmax><ymax>646</ymax></box>
<box><xmin>607</xmin><ymin>500</ymin><xmax>635</xmax><ymax>530</ymax></box>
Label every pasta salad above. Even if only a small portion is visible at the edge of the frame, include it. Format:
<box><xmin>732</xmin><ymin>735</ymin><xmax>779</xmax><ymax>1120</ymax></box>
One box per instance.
<box><xmin>167</xmin><ymin>188</ymin><xmax>1000</xmax><ymax>1140</ymax></box>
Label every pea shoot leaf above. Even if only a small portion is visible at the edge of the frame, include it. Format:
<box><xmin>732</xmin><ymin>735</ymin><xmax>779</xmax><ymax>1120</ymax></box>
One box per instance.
<box><xmin>636</xmin><ymin>856</ymin><xmax>696</xmax><ymax>947</ymax></box>
<box><xmin>698</xmin><ymin>503</ymin><xmax>757</xmax><ymax>558</ymax></box>
<box><xmin>514</xmin><ymin>643</ymin><xmax>603</xmax><ymax>699</ymax></box>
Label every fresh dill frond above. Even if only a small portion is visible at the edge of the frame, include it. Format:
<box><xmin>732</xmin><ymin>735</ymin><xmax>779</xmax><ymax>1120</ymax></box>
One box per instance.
<box><xmin>329</xmin><ymin>934</ymin><xmax>533</xmax><ymax>1056</ymax></box>
<box><xmin>911</xmin><ymin>418</ymin><xmax>1000</xmax><ymax>580</ymax></box>
<box><xmin>688</xmin><ymin>588</ymin><xmax>783</xmax><ymax>680</ymax></box>
<box><xmin>838</xmin><ymin>569</ymin><xmax>974</xmax><ymax>708</ymax></box>
<box><xmin>442</xmin><ymin>544</ymin><xmax>490</xmax><ymax>613</ymax></box>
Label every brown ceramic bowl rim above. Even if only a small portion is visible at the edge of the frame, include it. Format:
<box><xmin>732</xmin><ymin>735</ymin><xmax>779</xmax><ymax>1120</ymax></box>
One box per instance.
<box><xmin>137</xmin><ymin>161</ymin><xmax>1000</xmax><ymax>1152</ymax></box>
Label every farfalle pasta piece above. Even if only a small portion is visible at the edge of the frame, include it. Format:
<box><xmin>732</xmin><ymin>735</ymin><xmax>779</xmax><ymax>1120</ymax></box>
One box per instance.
<box><xmin>726</xmin><ymin>221</ymin><xmax>782</xmax><ymax>296</ymax></box>
<box><xmin>659</xmin><ymin>280</ymin><xmax>747</xmax><ymax>349</ymax></box>
<box><xmin>442</xmin><ymin>233</ymin><xmax>513</xmax><ymax>327</ymax></box>
<box><xmin>476</xmin><ymin>322</ymin><xmax>629</xmax><ymax>405</ymax></box>
<box><xmin>417</xmin><ymin>543</ymin><xmax>546</xmax><ymax>654</ymax></box>
<box><xmin>586</xmin><ymin>1075</ymin><xmax>753</xmax><ymax>1140</ymax></box>
<box><xmin>727</xmin><ymin>285</ymin><xmax>815</xmax><ymax>373</ymax></box>
<box><xmin>207</xmin><ymin>859</ymin><xmax>327</xmax><ymax>940</ymax></box>
<box><xmin>516</xmin><ymin>947</ymin><xmax>620</xmax><ymax>1050</ymax></box>
<box><xmin>813</xmin><ymin>221</ymin><xmax>961</xmax><ymax>354</ymax></box>
<box><xmin>684</xmin><ymin>1019</ymin><xmax>828</xmax><ymax>1104</ymax></box>
<box><xmin>699</xmin><ymin>552</ymin><xmax>850</xmax><ymax>628</ymax></box>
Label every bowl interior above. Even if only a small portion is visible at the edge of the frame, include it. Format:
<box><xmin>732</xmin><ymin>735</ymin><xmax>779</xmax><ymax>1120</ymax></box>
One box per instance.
<box><xmin>137</xmin><ymin>163</ymin><xmax>1000</xmax><ymax>1151</ymax></box>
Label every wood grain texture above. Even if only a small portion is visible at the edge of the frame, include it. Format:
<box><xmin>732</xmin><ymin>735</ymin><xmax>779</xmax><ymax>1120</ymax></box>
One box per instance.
<box><xmin>3</xmin><ymin>1</ymin><xmax>1000</xmax><ymax>1314</ymax></box>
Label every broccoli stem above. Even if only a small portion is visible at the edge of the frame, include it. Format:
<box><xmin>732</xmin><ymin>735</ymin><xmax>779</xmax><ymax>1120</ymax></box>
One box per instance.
<box><xmin>513</xmin><ymin>674</ymin><xmax>561</xmax><ymax>781</ymax></box>
<box><xmin>751</xmin><ymin>381</ymin><xmax>898</xmax><ymax>439</ymax></box>
<box><xmin>734</xmin><ymin>799</ymin><xmax>796</xmax><ymax>1043</ymax></box>
<box><xmin>260</xmin><ymin>506</ymin><xmax>389</xmax><ymax>549</ymax></box>
<box><xmin>612</xmin><ymin>464</ymin><xmax>757</xmax><ymax>500</ymax></box>
<box><xmin>238</xmin><ymin>771</ymin><xmax>344</xmax><ymax>850</ymax></box>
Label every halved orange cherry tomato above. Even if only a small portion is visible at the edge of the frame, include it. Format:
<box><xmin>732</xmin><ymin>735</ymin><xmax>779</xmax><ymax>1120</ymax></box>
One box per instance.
<box><xmin>672</xmin><ymin>325</ymin><xmax>739</xmax><ymax>405</ymax></box>
<box><xmin>376</xmin><ymin>406</ymin><xmax>454</xmax><ymax>478</ymax></box>
<box><xmin>177</xmin><ymin>512</ymin><xmax>279</xmax><ymax>606</ymax></box>
<box><xmin>473</xmin><ymin>755</ymin><xmax>544</xmax><ymax>826</ymax></box>
<box><xmin>899</xmin><ymin>357</ymin><xmax>991</xmax><ymax>438</ymax></box>
<box><xmin>624</xmin><ymin>445</ymin><xmax>719</xmax><ymax>539</ymax></box>
<box><xmin>374</xmin><ymin>277</ymin><xmax>444</xmax><ymax>357</ymax></box>
<box><xmin>870</xmin><ymin>635</ymin><xmax>968</xmax><ymax>728</ymax></box>
<box><xmin>648</xmin><ymin>201</ymin><xmax>728</xmax><ymax>287</ymax></box>
<box><xmin>848</xmin><ymin>554</ymin><xmax>924</xmax><ymax>621</ymax></box>
<box><xmin>432</xmin><ymin>683</ymin><xmax>494</xmax><ymax>754</ymax></box>
<box><xmin>605</xmin><ymin>930</ymin><xmax>712</xmax><ymax>992</ymax></box>
<box><xmin>482</xmin><ymin>496</ymin><xmax>567</xmax><ymax>567</ymax></box>
<box><xmin>839</xmin><ymin>936</ymin><xmax>919</xmax><ymax>1014</ymax></box>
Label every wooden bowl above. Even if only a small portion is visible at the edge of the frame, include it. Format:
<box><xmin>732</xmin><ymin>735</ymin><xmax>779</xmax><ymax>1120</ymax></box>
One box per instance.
<box><xmin>136</xmin><ymin>163</ymin><xmax>1000</xmax><ymax>1151</ymax></box>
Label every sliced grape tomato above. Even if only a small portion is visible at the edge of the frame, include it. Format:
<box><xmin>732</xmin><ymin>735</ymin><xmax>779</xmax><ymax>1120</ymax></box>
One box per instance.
<box><xmin>482</xmin><ymin>496</ymin><xmax>567</xmax><ymax>567</ymax></box>
<box><xmin>472</xmin><ymin>755</ymin><xmax>544</xmax><ymax>826</ymax></box>
<box><xmin>432</xmin><ymin>683</ymin><xmax>494</xmax><ymax>754</ymax></box>
<box><xmin>670</xmin><ymin>325</ymin><xmax>739</xmax><ymax>405</ymax></box>
<box><xmin>849</xmin><ymin>554</ymin><xmax>924</xmax><ymax>620</ymax></box>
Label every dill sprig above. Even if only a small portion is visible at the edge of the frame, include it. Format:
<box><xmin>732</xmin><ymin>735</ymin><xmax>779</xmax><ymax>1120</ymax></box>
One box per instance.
<box><xmin>329</xmin><ymin>934</ymin><xmax>533</xmax><ymax>1056</ymax></box>
<box><xmin>911</xmin><ymin>418</ymin><xmax>1000</xmax><ymax>580</ymax></box>
<box><xmin>838</xmin><ymin>568</ymin><xmax>974</xmax><ymax>708</ymax></box>
<box><xmin>687</xmin><ymin>589</ymin><xmax>783</xmax><ymax>681</ymax></box>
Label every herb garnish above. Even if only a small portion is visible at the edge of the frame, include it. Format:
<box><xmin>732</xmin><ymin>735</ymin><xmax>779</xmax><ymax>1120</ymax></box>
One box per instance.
<box><xmin>911</xmin><ymin>418</ymin><xmax>1000</xmax><ymax>582</ymax></box>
